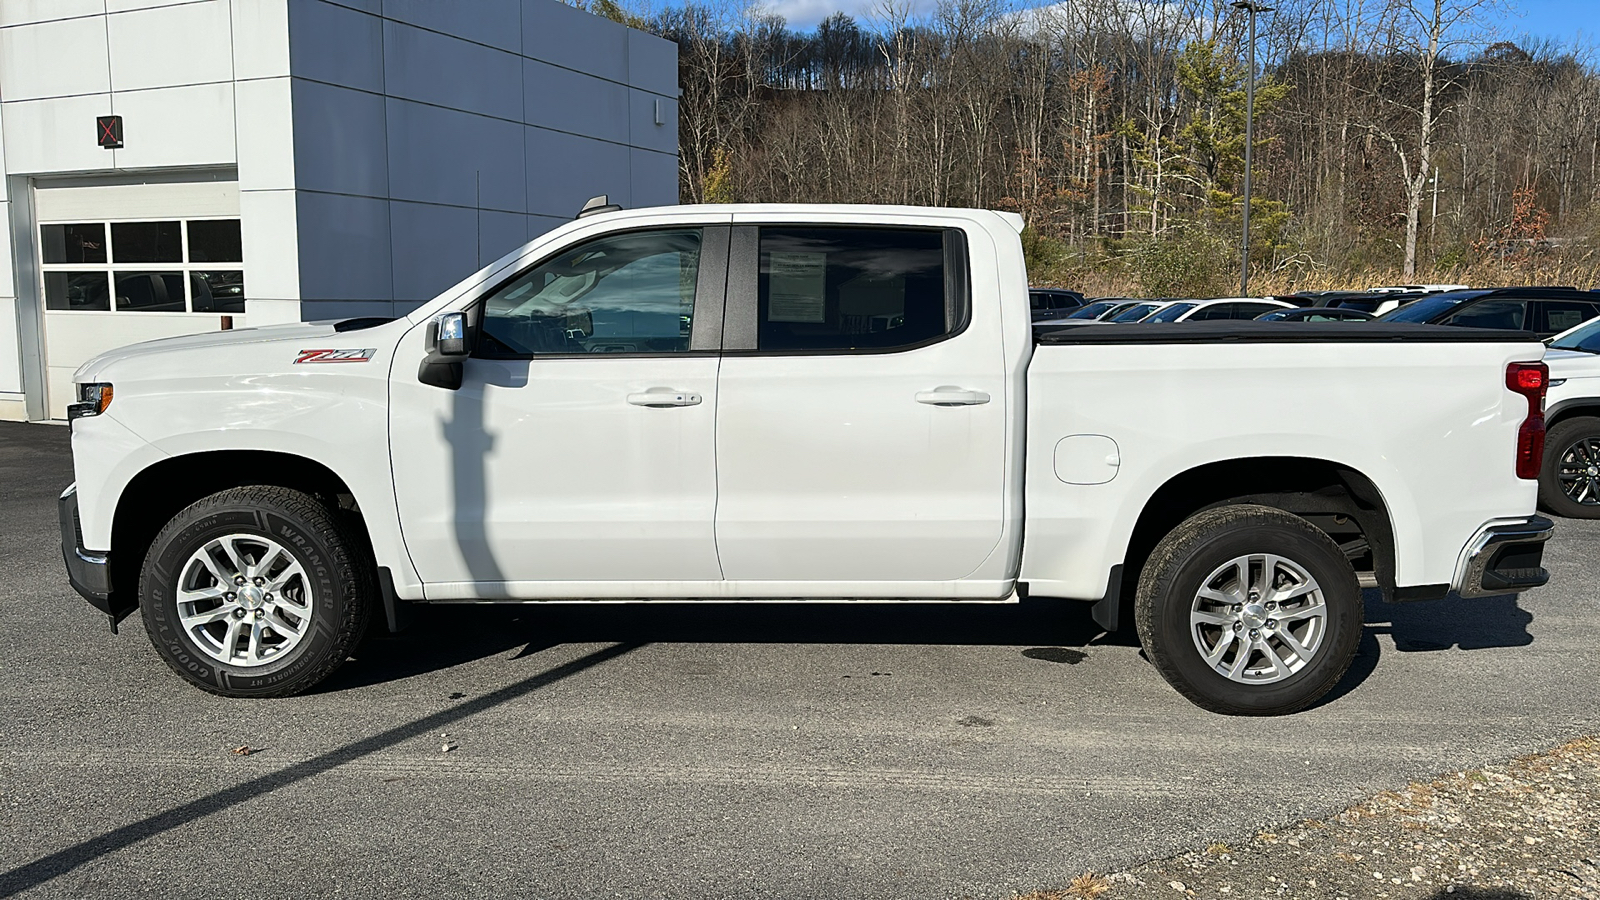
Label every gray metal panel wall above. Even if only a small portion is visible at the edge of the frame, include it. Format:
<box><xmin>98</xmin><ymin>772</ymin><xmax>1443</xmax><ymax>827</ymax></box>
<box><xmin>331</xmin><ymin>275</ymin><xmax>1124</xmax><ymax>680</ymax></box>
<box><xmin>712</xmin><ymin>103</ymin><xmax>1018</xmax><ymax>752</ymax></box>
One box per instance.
<box><xmin>287</xmin><ymin>0</ymin><xmax>679</xmax><ymax>319</ymax></box>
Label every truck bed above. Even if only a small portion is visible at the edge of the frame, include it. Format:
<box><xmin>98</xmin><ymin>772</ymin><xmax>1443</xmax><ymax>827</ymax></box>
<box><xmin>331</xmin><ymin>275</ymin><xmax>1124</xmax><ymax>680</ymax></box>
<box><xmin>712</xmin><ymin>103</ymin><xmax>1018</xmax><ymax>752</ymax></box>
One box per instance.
<box><xmin>1021</xmin><ymin>323</ymin><xmax>1547</xmax><ymax>600</ymax></box>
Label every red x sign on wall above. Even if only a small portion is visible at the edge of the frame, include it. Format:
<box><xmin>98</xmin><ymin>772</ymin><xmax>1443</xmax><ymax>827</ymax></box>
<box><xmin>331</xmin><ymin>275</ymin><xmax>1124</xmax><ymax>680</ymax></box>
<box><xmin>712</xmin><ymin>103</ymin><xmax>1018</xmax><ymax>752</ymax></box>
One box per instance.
<box><xmin>97</xmin><ymin>115</ymin><xmax>123</xmax><ymax>150</ymax></box>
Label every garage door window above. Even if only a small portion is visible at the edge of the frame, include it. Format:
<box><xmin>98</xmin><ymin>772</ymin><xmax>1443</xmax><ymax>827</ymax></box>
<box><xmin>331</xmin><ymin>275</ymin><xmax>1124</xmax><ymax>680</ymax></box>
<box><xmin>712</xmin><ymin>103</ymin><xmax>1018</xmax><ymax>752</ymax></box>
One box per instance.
<box><xmin>40</xmin><ymin>218</ymin><xmax>244</xmax><ymax>313</ymax></box>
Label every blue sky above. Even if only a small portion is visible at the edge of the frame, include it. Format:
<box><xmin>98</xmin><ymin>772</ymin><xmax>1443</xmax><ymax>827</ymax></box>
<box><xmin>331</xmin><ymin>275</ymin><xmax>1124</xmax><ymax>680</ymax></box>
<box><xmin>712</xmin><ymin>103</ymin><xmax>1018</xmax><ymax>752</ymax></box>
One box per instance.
<box><xmin>1483</xmin><ymin>1</ymin><xmax>1594</xmax><ymax>46</ymax></box>
<box><xmin>748</xmin><ymin>0</ymin><xmax>1596</xmax><ymax>42</ymax></box>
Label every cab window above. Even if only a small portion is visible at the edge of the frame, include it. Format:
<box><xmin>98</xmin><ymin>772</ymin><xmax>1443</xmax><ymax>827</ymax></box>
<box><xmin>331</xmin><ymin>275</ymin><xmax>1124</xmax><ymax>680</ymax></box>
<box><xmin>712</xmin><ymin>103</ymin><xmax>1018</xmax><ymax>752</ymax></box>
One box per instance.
<box><xmin>1442</xmin><ymin>299</ymin><xmax>1527</xmax><ymax>331</ymax></box>
<box><xmin>478</xmin><ymin>229</ymin><xmax>702</xmax><ymax>356</ymax></box>
<box><xmin>755</xmin><ymin>226</ymin><xmax>966</xmax><ymax>352</ymax></box>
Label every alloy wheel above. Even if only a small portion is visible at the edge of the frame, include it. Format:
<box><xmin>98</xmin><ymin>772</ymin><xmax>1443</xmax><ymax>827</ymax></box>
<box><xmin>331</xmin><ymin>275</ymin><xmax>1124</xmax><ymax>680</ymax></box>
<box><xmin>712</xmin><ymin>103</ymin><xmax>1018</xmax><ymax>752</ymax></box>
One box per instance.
<box><xmin>1558</xmin><ymin>437</ymin><xmax>1600</xmax><ymax>506</ymax></box>
<box><xmin>1189</xmin><ymin>553</ymin><xmax>1328</xmax><ymax>684</ymax></box>
<box><xmin>175</xmin><ymin>534</ymin><xmax>316</xmax><ymax>668</ymax></box>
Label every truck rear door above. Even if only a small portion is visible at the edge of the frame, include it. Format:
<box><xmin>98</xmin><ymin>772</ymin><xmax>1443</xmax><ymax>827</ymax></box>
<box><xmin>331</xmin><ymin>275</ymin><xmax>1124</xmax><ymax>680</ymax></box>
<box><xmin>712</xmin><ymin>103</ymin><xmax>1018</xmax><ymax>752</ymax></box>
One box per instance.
<box><xmin>712</xmin><ymin>223</ymin><xmax>1009</xmax><ymax>585</ymax></box>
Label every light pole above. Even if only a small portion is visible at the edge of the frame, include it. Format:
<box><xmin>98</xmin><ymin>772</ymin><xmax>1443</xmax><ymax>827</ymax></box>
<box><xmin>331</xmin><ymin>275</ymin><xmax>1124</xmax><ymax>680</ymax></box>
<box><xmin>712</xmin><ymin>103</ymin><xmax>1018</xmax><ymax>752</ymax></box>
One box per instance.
<box><xmin>1233</xmin><ymin>1</ymin><xmax>1273</xmax><ymax>296</ymax></box>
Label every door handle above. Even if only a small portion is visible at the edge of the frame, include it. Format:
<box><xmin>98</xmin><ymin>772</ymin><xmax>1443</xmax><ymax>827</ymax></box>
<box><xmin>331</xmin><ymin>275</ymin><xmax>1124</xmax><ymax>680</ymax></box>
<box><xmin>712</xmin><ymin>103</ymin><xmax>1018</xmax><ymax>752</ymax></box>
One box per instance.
<box><xmin>915</xmin><ymin>386</ymin><xmax>991</xmax><ymax>406</ymax></box>
<box><xmin>627</xmin><ymin>388</ymin><xmax>703</xmax><ymax>407</ymax></box>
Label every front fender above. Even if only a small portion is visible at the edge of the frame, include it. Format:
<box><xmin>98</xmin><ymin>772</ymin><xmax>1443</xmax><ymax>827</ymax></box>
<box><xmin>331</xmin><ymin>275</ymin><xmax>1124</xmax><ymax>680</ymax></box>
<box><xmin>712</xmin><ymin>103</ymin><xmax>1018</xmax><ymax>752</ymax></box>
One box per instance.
<box><xmin>82</xmin><ymin>363</ymin><xmax>420</xmax><ymax>598</ymax></box>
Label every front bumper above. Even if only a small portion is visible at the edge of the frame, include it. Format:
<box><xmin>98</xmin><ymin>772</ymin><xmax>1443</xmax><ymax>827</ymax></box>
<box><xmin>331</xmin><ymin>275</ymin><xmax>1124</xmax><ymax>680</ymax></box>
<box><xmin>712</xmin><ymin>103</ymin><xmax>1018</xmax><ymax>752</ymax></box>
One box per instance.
<box><xmin>59</xmin><ymin>484</ymin><xmax>122</xmax><ymax>621</ymax></box>
<box><xmin>1453</xmin><ymin>516</ymin><xmax>1555</xmax><ymax>599</ymax></box>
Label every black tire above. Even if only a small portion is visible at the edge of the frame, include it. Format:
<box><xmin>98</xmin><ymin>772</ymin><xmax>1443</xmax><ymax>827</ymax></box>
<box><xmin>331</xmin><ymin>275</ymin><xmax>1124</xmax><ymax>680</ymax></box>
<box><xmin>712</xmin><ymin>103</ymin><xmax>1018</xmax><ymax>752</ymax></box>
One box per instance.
<box><xmin>1134</xmin><ymin>504</ymin><xmax>1362</xmax><ymax>716</ymax></box>
<box><xmin>1539</xmin><ymin>416</ymin><xmax>1600</xmax><ymax>520</ymax></box>
<box><xmin>139</xmin><ymin>486</ymin><xmax>374</xmax><ymax>697</ymax></box>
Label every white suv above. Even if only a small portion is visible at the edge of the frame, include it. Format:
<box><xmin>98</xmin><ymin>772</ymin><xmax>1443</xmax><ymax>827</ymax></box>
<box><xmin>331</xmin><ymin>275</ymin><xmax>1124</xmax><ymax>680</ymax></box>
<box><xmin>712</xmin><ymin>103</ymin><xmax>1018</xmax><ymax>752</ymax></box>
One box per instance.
<box><xmin>1543</xmin><ymin>315</ymin><xmax>1600</xmax><ymax>518</ymax></box>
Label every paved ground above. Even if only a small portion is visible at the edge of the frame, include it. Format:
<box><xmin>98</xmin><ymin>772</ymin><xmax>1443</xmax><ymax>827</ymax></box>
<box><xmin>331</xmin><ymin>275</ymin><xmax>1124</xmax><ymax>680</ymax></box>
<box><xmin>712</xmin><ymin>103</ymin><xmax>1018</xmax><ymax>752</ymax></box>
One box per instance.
<box><xmin>0</xmin><ymin>419</ymin><xmax>1595</xmax><ymax>900</ymax></box>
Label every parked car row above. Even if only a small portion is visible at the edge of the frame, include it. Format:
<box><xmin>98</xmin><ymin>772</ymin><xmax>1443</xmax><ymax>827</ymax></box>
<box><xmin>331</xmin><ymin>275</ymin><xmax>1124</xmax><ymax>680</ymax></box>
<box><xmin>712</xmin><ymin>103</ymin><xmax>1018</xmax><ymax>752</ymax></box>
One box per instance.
<box><xmin>1030</xmin><ymin>284</ymin><xmax>1600</xmax><ymax>339</ymax></box>
<box><xmin>1032</xmin><ymin>296</ymin><xmax>1297</xmax><ymax>325</ymax></box>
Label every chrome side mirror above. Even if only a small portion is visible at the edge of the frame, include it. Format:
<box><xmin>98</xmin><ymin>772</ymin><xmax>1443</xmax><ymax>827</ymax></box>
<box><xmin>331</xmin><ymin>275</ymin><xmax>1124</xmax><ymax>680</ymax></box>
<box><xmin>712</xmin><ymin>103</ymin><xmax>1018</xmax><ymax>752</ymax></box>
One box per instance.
<box><xmin>419</xmin><ymin>311</ymin><xmax>473</xmax><ymax>390</ymax></box>
<box><xmin>428</xmin><ymin>312</ymin><xmax>470</xmax><ymax>358</ymax></box>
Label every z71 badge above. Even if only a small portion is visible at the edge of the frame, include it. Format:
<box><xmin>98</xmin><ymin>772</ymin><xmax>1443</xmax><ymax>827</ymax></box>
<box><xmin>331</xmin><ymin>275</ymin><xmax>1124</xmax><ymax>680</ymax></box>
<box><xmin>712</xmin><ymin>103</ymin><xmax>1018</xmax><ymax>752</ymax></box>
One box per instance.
<box><xmin>294</xmin><ymin>348</ymin><xmax>377</xmax><ymax>364</ymax></box>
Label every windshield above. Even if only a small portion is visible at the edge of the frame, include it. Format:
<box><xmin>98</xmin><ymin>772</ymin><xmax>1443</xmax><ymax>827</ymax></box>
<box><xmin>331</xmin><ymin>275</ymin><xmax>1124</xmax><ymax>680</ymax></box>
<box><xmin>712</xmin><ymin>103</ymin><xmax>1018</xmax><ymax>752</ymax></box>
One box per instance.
<box><xmin>1110</xmin><ymin>303</ymin><xmax>1160</xmax><ymax>322</ymax></box>
<box><xmin>1066</xmin><ymin>300</ymin><xmax>1118</xmax><ymax>319</ymax></box>
<box><xmin>1550</xmin><ymin>316</ymin><xmax>1600</xmax><ymax>353</ymax></box>
<box><xmin>1145</xmin><ymin>302</ymin><xmax>1197</xmax><ymax>323</ymax></box>
<box><xmin>1379</xmin><ymin>291</ymin><xmax>1484</xmax><ymax>323</ymax></box>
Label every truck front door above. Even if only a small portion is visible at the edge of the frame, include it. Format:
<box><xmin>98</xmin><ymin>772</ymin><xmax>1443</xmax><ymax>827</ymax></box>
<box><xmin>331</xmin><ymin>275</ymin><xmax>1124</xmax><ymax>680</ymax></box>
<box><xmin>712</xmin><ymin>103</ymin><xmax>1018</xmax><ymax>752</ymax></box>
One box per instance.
<box><xmin>391</xmin><ymin>225</ymin><xmax>728</xmax><ymax>594</ymax></box>
<box><xmin>713</xmin><ymin>223</ymin><xmax>1009</xmax><ymax>588</ymax></box>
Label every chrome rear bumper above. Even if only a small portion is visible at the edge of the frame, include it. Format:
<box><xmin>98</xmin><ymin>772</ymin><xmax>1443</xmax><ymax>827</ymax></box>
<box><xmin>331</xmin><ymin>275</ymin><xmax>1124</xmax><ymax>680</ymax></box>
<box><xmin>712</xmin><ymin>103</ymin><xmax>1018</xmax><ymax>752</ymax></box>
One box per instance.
<box><xmin>1453</xmin><ymin>516</ymin><xmax>1555</xmax><ymax>599</ymax></box>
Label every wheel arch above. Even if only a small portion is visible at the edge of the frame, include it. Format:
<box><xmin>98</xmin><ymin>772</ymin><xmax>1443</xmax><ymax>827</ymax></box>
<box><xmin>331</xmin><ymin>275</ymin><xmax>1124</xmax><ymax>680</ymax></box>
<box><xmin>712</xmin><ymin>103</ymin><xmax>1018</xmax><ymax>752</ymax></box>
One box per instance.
<box><xmin>1099</xmin><ymin>456</ymin><xmax>1398</xmax><ymax>630</ymax></box>
<box><xmin>109</xmin><ymin>450</ymin><xmax>371</xmax><ymax>606</ymax></box>
<box><xmin>1546</xmin><ymin>399</ymin><xmax>1600</xmax><ymax>429</ymax></box>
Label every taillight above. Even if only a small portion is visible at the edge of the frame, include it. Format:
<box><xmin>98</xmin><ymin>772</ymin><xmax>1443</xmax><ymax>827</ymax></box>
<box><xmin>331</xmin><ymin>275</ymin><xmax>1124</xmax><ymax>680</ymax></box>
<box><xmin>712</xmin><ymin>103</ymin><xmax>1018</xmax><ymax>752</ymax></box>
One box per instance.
<box><xmin>1506</xmin><ymin>362</ymin><xmax>1548</xmax><ymax>480</ymax></box>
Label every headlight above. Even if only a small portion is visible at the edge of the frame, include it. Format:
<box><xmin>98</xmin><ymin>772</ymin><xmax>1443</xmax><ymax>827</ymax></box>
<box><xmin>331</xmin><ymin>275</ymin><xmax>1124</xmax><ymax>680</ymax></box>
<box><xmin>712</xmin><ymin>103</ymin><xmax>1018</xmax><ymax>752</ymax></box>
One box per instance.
<box><xmin>68</xmin><ymin>383</ymin><xmax>114</xmax><ymax>420</ymax></box>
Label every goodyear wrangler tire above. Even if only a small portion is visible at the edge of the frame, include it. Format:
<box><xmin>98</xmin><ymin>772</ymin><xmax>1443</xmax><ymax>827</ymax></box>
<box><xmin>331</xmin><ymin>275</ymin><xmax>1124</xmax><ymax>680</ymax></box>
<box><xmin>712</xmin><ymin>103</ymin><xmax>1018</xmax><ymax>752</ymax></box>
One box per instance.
<box><xmin>139</xmin><ymin>486</ymin><xmax>373</xmax><ymax>698</ymax></box>
<box><xmin>1134</xmin><ymin>504</ymin><xmax>1362</xmax><ymax>716</ymax></box>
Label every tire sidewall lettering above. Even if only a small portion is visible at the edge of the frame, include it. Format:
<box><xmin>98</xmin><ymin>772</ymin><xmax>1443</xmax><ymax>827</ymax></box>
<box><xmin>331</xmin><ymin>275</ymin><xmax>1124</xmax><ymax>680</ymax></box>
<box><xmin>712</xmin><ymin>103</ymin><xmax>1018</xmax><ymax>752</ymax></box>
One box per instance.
<box><xmin>140</xmin><ymin>491</ymin><xmax>366</xmax><ymax>697</ymax></box>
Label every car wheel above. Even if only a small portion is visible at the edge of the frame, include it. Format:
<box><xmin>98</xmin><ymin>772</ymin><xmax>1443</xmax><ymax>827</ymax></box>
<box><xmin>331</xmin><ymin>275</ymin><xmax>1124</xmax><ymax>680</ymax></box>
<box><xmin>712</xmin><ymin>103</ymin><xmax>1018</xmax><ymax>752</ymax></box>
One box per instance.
<box><xmin>1539</xmin><ymin>416</ymin><xmax>1600</xmax><ymax>519</ymax></box>
<box><xmin>139</xmin><ymin>486</ymin><xmax>374</xmax><ymax>697</ymax></box>
<box><xmin>1134</xmin><ymin>504</ymin><xmax>1363</xmax><ymax>716</ymax></box>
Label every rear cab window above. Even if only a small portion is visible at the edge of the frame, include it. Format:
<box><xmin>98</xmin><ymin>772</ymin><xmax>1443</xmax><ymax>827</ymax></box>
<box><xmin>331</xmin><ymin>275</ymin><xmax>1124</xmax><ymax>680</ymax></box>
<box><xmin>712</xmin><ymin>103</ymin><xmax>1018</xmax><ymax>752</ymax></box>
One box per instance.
<box><xmin>748</xmin><ymin>226</ymin><xmax>968</xmax><ymax>353</ymax></box>
<box><xmin>1442</xmin><ymin>299</ymin><xmax>1527</xmax><ymax>331</ymax></box>
<box><xmin>1539</xmin><ymin>301</ymin><xmax>1600</xmax><ymax>335</ymax></box>
<box><xmin>1229</xmin><ymin>303</ymin><xmax>1281</xmax><ymax>319</ymax></box>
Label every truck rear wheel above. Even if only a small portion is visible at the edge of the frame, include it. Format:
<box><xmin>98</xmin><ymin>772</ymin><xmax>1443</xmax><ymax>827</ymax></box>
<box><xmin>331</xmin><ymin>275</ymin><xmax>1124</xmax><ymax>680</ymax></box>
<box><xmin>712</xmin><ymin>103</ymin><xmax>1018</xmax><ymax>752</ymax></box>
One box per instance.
<box><xmin>1540</xmin><ymin>416</ymin><xmax>1600</xmax><ymax>519</ymax></box>
<box><xmin>139</xmin><ymin>486</ymin><xmax>373</xmax><ymax>698</ymax></box>
<box><xmin>1134</xmin><ymin>504</ymin><xmax>1362</xmax><ymax>716</ymax></box>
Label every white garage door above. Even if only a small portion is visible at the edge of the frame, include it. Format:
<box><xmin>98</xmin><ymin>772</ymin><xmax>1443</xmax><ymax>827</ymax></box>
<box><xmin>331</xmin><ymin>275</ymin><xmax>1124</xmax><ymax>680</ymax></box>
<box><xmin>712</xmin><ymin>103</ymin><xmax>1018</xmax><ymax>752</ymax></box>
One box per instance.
<box><xmin>36</xmin><ymin>181</ymin><xmax>245</xmax><ymax>419</ymax></box>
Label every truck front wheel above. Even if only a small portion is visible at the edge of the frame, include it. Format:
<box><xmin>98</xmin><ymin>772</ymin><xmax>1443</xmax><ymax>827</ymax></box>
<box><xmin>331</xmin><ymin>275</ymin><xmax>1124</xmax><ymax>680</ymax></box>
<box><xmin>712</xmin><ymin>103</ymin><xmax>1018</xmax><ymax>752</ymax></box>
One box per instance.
<box><xmin>1134</xmin><ymin>504</ymin><xmax>1362</xmax><ymax>716</ymax></box>
<box><xmin>139</xmin><ymin>486</ymin><xmax>374</xmax><ymax>698</ymax></box>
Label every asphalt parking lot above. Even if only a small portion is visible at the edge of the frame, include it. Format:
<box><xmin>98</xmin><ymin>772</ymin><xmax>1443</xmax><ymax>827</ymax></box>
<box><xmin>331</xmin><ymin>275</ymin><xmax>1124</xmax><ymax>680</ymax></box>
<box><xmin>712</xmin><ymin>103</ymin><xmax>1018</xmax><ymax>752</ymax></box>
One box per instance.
<box><xmin>1</xmin><ymin>420</ymin><xmax>1596</xmax><ymax>900</ymax></box>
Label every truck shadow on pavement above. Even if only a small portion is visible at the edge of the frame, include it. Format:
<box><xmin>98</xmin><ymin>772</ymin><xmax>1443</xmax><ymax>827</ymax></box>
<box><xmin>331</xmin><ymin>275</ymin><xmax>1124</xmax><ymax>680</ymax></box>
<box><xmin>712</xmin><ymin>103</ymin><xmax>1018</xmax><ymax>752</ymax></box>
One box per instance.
<box><xmin>1318</xmin><ymin>590</ymin><xmax>1535</xmax><ymax>707</ymax></box>
<box><xmin>330</xmin><ymin>588</ymin><xmax>1534</xmax><ymax>700</ymax></box>
<box><xmin>327</xmin><ymin>596</ymin><xmax>1134</xmax><ymax>691</ymax></box>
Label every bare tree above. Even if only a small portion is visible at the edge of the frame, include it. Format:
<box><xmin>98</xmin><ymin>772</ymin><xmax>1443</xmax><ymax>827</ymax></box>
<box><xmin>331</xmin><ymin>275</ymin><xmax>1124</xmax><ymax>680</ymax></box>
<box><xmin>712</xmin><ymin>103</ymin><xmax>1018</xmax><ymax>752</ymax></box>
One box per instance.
<box><xmin>1365</xmin><ymin>0</ymin><xmax>1495</xmax><ymax>275</ymax></box>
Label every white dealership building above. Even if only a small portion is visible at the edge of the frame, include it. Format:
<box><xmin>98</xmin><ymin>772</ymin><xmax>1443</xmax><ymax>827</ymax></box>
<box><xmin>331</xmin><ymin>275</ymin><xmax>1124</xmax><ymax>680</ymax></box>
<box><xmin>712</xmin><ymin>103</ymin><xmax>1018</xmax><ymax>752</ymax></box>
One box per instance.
<box><xmin>0</xmin><ymin>0</ymin><xmax>679</xmax><ymax>420</ymax></box>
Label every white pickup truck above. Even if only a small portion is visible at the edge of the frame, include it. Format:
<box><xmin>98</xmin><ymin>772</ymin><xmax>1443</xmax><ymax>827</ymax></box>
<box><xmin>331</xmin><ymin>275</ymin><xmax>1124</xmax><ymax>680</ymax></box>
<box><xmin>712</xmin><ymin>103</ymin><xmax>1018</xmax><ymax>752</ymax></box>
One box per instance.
<box><xmin>60</xmin><ymin>203</ymin><xmax>1556</xmax><ymax>715</ymax></box>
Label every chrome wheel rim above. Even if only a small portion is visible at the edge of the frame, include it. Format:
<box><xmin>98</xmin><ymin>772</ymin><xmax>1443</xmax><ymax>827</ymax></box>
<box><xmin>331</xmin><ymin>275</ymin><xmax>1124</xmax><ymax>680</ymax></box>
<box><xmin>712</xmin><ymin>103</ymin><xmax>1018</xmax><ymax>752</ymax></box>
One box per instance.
<box><xmin>176</xmin><ymin>534</ymin><xmax>315</xmax><ymax>668</ymax></box>
<box><xmin>1557</xmin><ymin>437</ymin><xmax>1600</xmax><ymax>506</ymax></box>
<box><xmin>1190</xmin><ymin>553</ymin><xmax>1328</xmax><ymax>685</ymax></box>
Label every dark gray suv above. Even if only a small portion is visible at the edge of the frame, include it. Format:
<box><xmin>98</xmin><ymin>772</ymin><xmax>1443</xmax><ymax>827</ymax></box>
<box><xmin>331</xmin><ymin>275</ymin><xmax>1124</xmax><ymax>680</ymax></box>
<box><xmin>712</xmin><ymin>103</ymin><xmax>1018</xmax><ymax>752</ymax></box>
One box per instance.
<box><xmin>1379</xmin><ymin>287</ymin><xmax>1600</xmax><ymax>338</ymax></box>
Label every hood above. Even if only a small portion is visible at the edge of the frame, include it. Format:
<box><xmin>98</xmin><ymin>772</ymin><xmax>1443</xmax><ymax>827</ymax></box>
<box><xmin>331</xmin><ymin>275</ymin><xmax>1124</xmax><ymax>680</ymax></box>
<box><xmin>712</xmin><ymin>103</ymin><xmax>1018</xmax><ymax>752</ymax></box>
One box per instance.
<box><xmin>1545</xmin><ymin>347</ymin><xmax>1600</xmax><ymax>374</ymax></box>
<box><xmin>72</xmin><ymin>319</ymin><xmax>391</xmax><ymax>382</ymax></box>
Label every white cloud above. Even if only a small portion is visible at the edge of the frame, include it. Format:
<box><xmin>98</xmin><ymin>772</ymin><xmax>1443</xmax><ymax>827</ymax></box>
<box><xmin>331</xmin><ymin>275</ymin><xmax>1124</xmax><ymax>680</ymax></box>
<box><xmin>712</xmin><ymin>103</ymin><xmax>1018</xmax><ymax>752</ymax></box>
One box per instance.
<box><xmin>754</xmin><ymin>0</ymin><xmax>942</xmax><ymax>31</ymax></box>
<box><xmin>1004</xmin><ymin>0</ymin><xmax>1212</xmax><ymax>40</ymax></box>
<box><xmin>753</xmin><ymin>0</ymin><xmax>1209</xmax><ymax>37</ymax></box>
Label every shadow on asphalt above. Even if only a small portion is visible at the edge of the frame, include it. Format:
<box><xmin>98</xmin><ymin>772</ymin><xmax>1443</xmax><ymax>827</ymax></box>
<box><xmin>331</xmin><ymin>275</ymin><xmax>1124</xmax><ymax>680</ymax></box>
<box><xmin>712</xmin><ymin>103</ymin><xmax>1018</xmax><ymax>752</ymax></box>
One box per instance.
<box><xmin>0</xmin><ymin>642</ymin><xmax>644</xmax><ymax>899</ymax></box>
<box><xmin>1424</xmin><ymin>889</ymin><xmax>1531</xmax><ymax>899</ymax></box>
<box><xmin>333</xmin><ymin>586</ymin><xmax>1537</xmax><ymax>702</ymax></box>
<box><xmin>327</xmin><ymin>596</ymin><xmax>1136</xmax><ymax>691</ymax></box>
<box><xmin>1370</xmin><ymin>592</ymin><xmax>1535</xmax><ymax>652</ymax></box>
<box><xmin>1318</xmin><ymin>590</ymin><xmax>1536</xmax><ymax>708</ymax></box>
